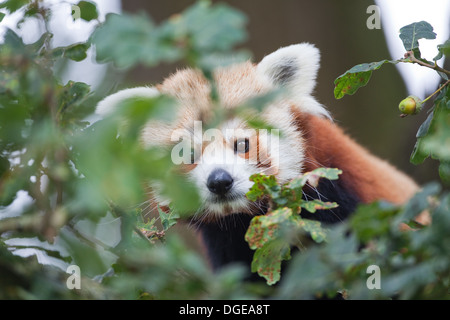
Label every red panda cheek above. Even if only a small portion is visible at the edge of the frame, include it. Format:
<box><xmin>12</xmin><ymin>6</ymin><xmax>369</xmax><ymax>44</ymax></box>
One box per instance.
<box><xmin>176</xmin><ymin>163</ymin><xmax>198</xmax><ymax>174</ymax></box>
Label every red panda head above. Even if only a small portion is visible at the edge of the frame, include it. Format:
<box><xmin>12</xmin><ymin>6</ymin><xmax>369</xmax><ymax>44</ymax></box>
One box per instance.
<box><xmin>96</xmin><ymin>43</ymin><xmax>330</xmax><ymax>220</ymax></box>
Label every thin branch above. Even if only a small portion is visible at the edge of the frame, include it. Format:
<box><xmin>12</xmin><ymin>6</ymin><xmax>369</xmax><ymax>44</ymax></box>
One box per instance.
<box><xmin>0</xmin><ymin>214</ymin><xmax>43</xmax><ymax>235</ymax></box>
<box><xmin>423</xmin><ymin>79</ymin><xmax>450</xmax><ymax>103</ymax></box>
<box><xmin>401</xmin><ymin>51</ymin><xmax>450</xmax><ymax>77</ymax></box>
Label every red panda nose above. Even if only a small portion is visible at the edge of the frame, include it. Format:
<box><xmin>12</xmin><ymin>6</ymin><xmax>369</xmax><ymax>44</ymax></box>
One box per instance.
<box><xmin>207</xmin><ymin>169</ymin><xmax>234</xmax><ymax>196</ymax></box>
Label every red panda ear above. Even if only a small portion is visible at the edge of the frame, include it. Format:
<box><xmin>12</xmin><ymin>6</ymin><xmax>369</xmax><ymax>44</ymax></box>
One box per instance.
<box><xmin>96</xmin><ymin>86</ymin><xmax>160</xmax><ymax>117</ymax></box>
<box><xmin>256</xmin><ymin>43</ymin><xmax>331</xmax><ymax>119</ymax></box>
<box><xmin>256</xmin><ymin>43</ymin><xmax>320</xmax><ymax>96</ymax></box>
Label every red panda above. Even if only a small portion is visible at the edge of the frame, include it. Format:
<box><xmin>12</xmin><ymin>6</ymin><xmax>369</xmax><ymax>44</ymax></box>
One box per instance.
<box><xmin>96</xmin><ymin>43</ymin><xmax>424</xmax><ymax>275</ymax></box>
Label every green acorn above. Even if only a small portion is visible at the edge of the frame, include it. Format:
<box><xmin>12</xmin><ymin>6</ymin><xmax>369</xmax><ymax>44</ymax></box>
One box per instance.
<box><xmin>398</xmin><ymin>95</ymin><xmax>423</xmax><ymax>115</ymax></box>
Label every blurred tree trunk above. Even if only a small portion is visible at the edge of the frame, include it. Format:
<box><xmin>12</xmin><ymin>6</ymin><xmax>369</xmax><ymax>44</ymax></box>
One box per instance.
<box><xmin>121</xmin><ymin>0</ymin><xmax>440</xmax><ymax>184</ymax></box>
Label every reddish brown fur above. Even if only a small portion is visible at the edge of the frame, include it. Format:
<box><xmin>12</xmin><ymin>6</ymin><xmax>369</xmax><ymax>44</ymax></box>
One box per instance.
<box><xmin>292</xmin><ymin>109</ymin><xmax>419</xmax><ymax>206</ymax></box>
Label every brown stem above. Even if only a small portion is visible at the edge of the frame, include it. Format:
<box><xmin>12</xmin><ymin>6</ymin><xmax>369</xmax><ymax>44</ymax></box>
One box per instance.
<box><xmin>402</xmin><ymin>51</ymin><xmax>450</xmax><ymax>77</ymax></box>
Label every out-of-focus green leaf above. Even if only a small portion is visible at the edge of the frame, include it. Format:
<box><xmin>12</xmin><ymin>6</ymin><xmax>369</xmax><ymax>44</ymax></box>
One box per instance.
<box><xmin>0</xmin><ymin>155</ymin><xmax>10</xmax><ymax>177</ymax></box>
<box><xmin>439</xmin><ymin>161</ymin><xmax>450</xmax><ymax>185</ymax></box>
<box><xmin>350</xmin><ymin>201</ymin><xmax>399</xmax><ymax>243</ymax></box>
<box><xmin>59</xmin><ymin>228</ymin><xmax>111</xmax><ymax>278</ymax></box>
<box><xmin>90</xmin><ymin>1</ymin><xmax>247</xmax><ymax>71</ymax></box>
<box><xmin>0</xmin><ymin>0</ymin><xmax>31</xmax><ymax>13</ymax></box>
<box><xmin>411</xmin><ymin>88</ymin><xmax>449</xmax><ymax>165</ymax></box>
<box><xmin>52</xmin><ymin>43</ymin><xmax>91</xmax><ymax>62</ymax></box>
<box><xmin>91</xmin><ymin>13</ymin><xmax>159</xmax><ymax>68</ymax></box>
<box><xmin>76</xmin><ymin>0</ymin><xmax>98</xmax><ymax>22</ymax></box>
<box><xmin>396</xmin><ymin>182</ymin><xmax>441</xmax><ymax>224</ymax></box>
<box><xmin>434</xmin><ymin>39</ymin><xmax>450</xmax><ymax>61</ymax></box>
<box><xmin>180</xmin><ymin>0</ymin><xmax>247</xmax><ymax>52</ymax></box>
<box><xmin>420</xmin><ymin>97</ymin><xmax>450</xmax><ymax>161</ymax></box>
<box><xmin>300</xmin><ymin>219</ymin><xmax>327</xmax><ymax>243</ymax></box>
<box><xmin>158</xmin><ymin>207</ymin><xmax>178</xmax><ymax>232</ymax></box>
<box><xmin>58</xmin><ymin>81</ymin><xmax>91</xmax><ymax>113</ymax></box>
<box><xmin>2</xmin><ymin>28</ymin><xmax>25</xmax><ymax>51</ymax></box>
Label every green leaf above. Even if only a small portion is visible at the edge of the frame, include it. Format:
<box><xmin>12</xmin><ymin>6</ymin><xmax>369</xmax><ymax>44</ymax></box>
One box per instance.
<box><xmin>54</xmin><ymin>43</ymin><xmax>91</xmax><ymax>62</ymax></box>
<box><xmin>350</xmin><ymin>201</ymin><xmax>399</xmax><ymax>243</ymax></box>
<box><xmin>397</xmin><ymin>182</ymin><xmax>441</xmax><ymax>223</ymax></box>
<box><xmin>399</xmin><ymin>21</ymin><xmax>436</xmax><ymax>52</ymax></box>
<box><xmin>245</xmin><ymin>206</ymin><xmax>329</xmax><ymax>285</ymax></box>
<box><xmin>58</xmin><ymin>81</ymin><xmax>90</xmax><ymax>109</ymax></box>
<box><xmin>251</xmin><ymin>240</ymin><xmax>290</xmax><ymax>285</ymax></box>
<box><xmin>300</xmin><ymin>199</ymin><xmax>338</xmax><ymax>214</ymax></box>
<box><xmin>416</xmin><ymin>111</ymin><xmax>434</xmax><ymax>138</ymax></box>
<box><xmin>59</xmin><ymin>228</ymin><xmax>110</xmax><ymax>278</ymax></box>
<box><xmin>300</xmin><ymin>219</ymin><xmax>327</xmax><ymax>243</ymax></box>
<box><xmin>411</xmin><ymin>89</ymin><xmax>450</xmax><ymax>165</ymax></box>
<box><xmin>181</xmin><ymin>1</ymin><xmax>247</xmax><ymax>52</ymax></box>
<box><xmin>90</xmin><ymin>2</ymin><xmax>247</xmax><ymax>70</ymax></box>
<box><xmin>410</xmin><ymin>110</ymin><xmax>434</xmax><ymax>165</ymax></box>
<box><xmin>0</xmin><ymin>155</ymin><xmax>10</xmax><ymax>177</ymax></box>
<box><xmin>0</xmin><ymin>0</ymin><xmax>30</xmax><ymax>13</ymax></box>
<box><xmin>91</xmin><ymin>13</ymin><xmax>158</xmax><ymax>68</ymax></box>
<box><xmin>245</xmin><ymin>208</ymin><xmax>294</xmax><ymax>285</ymax></box>
<box><xmin>246</xmin><ymin>173</ymin><xmax>279</xmax><ymax>202</ymax></box>
<box><xmin>2</xmin><ymin>28</ymin><xmax>25</xmax><ymax>51</ymax></box>
<box><xmin>245</xmin><ymin>207</ymin><xmax>293</xmax><ymax>249</ymax></box>
<box><xmin>158</xmin><ymin>207</ymin><xmax>179</xmax><ymax>231</ymax></box>
<box><xmin>420</xmin><ymin>96</ymin><xmax>450</xmax><ymax>161</ymax></box>
<box><xmin>76</xmin><ymin>0</ymin><xmax>99</xmax><ymax>22</ymax></box>
<box><xmin>439</xmin><ymin>161</ymin><xmax>450</xmax><ymax>185</ymax></box>
<box><xmin>334</xmin><ymin>60</ymin><xmax>394</xmax><ymax>99</ymax></box>
<box><xmin>288</xmin><ymin>167</ymin><xmax>342</xmax><ymax>189</ymax></box>
<box><xmin>410</xmin><ymin>139</ymin><xmax>429</xmax><ymax>165</ymax></box>
<box><xmin>434</xmin><ymin>39</ymin><xmax>450</xmax><ymax>61</ymax></box>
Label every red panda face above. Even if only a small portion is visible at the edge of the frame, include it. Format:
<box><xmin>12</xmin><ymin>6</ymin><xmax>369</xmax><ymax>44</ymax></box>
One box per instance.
<box><xmin>169</xmin><ymin>117</ymin><xmax>285</xmax><ymax>219</ymax></box>
<box><xmin>96</xmin><ymin>43</ymin><xmax>330</xmax><ymax>221</ymax></box>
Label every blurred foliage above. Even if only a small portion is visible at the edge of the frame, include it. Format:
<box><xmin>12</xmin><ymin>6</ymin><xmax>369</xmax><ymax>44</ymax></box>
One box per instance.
<box><xmin>0</xmin><ymin>0</ymin><xmax>448</xmax><ymax>300</ymax></box>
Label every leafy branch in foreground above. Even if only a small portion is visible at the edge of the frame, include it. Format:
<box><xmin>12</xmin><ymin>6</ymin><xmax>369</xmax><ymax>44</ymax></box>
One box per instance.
<box><xmin>278</xmin><ymin>182</ymin><xmax>449</xmax><ymax>300</ymax></box>
<box><xmin>0</xmin><ymin>0</ymin><xmax>251</xmax><ymax>299</ymax></box>
<box><xmin>334</xmin><ymin>20</ymin><xmax>450</xmax><ymax>183</ymax></box>
<box><xmin>244</xmin><ymin>168</ymin><xmax>341</xmax><ymax>285</ymax></box>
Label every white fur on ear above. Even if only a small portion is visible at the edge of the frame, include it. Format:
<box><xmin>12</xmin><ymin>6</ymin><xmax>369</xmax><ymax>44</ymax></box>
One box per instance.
<box><xmin>96</xmin><ymin>87</ymin><xmax>160</xmax><ymax>116</ymax></box>
<box><xmin>257</xmin><ymin>43</ymin><xmax>330</xmax><ymax>119</ymax></box>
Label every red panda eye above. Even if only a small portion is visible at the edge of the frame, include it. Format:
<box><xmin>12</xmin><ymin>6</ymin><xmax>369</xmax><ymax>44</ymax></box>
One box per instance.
<box><xmin>190</xmin><ymin>147</ymin><xmax>200</xmax><ymax>164</ymax></box>
<box><xmin>234</xmin><ymin>138</ymin><xmax>249</xmax><ymax>154</ymax></box>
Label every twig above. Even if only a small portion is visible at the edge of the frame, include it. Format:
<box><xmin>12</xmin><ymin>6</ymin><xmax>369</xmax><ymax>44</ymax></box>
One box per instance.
<box><xmin>423</xmin><ymin>79</ymin><xmax>450</xmax><ymax>103</ymax></box>
<box><xmin>402</xmin><ymin>51</ymin><xmax>450</xmax><ymax>77</ymax></box>
<box><xmin>0</xmin><ymin>214</ymin><xmax>43</xmax><ymax>235</ymax></box>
